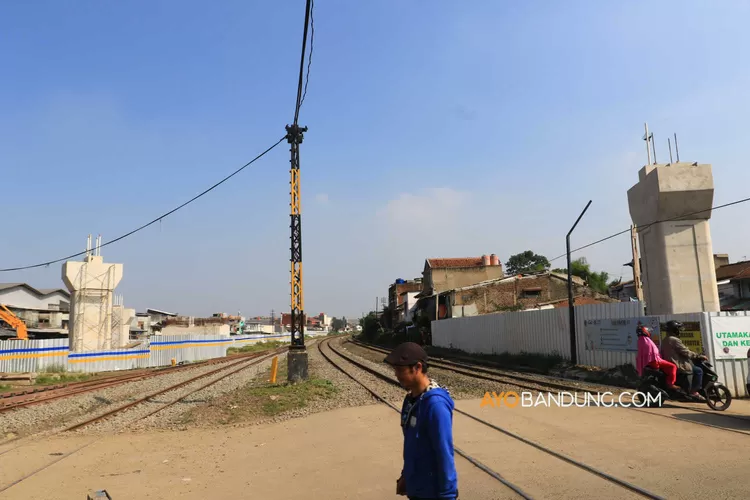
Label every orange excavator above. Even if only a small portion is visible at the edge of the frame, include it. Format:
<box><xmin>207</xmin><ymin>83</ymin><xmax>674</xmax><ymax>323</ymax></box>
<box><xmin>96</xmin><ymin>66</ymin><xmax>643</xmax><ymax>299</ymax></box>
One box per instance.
<box><xmin>0</xmin><ymin>304</ymin><xmax>28</xmax><ymax>340</ymax></box>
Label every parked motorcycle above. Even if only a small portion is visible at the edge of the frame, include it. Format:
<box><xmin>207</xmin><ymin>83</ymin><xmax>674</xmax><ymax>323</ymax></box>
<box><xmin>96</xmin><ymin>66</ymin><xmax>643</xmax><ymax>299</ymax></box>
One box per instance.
<box><xmin>636</xmin><ymin>358</ymin><xmax>732</xmax><ymax>411</ymax></box>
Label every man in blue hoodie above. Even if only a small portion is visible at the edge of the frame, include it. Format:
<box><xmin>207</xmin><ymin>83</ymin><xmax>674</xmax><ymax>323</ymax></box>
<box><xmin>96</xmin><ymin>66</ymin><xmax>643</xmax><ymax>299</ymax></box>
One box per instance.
<box><xmin>384</xmin><ymin>342</ymin><xmax>458</xmax><ymax>500</ymax></box>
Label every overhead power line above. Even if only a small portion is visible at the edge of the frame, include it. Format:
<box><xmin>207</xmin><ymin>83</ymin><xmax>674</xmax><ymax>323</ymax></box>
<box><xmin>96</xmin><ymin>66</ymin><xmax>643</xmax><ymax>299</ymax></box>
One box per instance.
<box><xmin>299</xmin><ymin>0</ymin><xmax>314</xmax><ymax>112</ymax></box>
<box><xmin>550</xmin><ymin>196</ymin><xmax>750</xmax><ymax>263</ymax></box>
<box><xmin>293</xmin><ymin>0</ymin><xmax>314</xmax><ymax>125</ymax></box>
<box><xmin>0</xmin><ymin>137</ymin><xmax>286</xmax><ymax>273</ymax></box>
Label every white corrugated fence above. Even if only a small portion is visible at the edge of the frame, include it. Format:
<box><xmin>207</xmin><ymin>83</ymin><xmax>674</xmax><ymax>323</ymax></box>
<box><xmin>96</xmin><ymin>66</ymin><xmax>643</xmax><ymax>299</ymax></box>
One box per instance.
<box><xmin>0</xmin><ymin>331</ymin><xmax>329</xmax><ymax>374</ymax></box>
<box><xmin>432</xmin><ymin>303</ymin><xmax>750</xmax><ymax>398</ymax></box>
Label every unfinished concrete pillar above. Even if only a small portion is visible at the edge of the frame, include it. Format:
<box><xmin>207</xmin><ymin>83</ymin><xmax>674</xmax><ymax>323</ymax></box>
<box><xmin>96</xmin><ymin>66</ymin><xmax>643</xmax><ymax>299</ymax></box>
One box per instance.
<box><xmin>627</xmin><ymin>162</ymin><xmax>720</xmax><ymax>314</ymax></box>
<box><xmin>62</xmin><ymin>237</ymin><xmax>123</xmax><ymax>352</ymax></box>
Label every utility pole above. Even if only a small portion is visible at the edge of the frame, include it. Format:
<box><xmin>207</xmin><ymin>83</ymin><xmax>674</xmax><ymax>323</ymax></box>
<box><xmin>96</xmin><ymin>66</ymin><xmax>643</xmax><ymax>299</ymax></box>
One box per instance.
<box><xmin>286</xmin><ymin>123</ymin><xmax>308</xmax><ymax>382</ymax></box>
<box><xmin>630</xmin><ymin>226</ymin><xmax>644</xmax><ymax>302</ymax></box>
<box><xmin>566</xmin><ymin>200</ymin><xmax>592</xmax><ymax>366</ymax></box>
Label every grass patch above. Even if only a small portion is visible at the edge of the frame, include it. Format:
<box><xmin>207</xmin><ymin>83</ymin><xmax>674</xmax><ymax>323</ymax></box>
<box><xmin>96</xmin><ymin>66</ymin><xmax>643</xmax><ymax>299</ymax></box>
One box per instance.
<box><xmin>227</xmin><ymin>340</ymin><xmax>286</xmax><ymax>355</ymax></box>
<box><xmin>35</xmin><ymin>373</ymin><xmax>94</xmax><ymax>386</ymax></box>
<box><xmin>246</xmin><ymin>378</ymin><xmax>337</xmax><ymax>416</ymax></box>
<box><xmin>40</xmin><ymin>364</ymin><xmax>68</xmax><ymax>374</ymax></box>
<box><xmin>181</xmin><ymin>360</ymin><xmax>339</xmax><ymax>426</ymax></box>
<box><xmin>0</xmin><ymin>384</ymin><xmax>12</xmax><ymax>394</ymax></box>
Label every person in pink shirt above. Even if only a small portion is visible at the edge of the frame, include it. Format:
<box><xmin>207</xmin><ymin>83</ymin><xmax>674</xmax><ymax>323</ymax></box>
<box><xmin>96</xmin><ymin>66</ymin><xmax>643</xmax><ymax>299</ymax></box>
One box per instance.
<box><xmin>636</xmin><ymin>324</ymin><xmax>680</xmax><ymax>391</ymax></box>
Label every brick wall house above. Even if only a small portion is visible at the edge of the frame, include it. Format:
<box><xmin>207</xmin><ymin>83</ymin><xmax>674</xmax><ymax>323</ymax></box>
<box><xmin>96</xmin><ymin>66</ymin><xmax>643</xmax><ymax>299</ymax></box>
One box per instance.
<box><xmin>441</xmin><ymin>272</ymin><xmax>615</xmax><ymax>318</ymax></box>
<box><xmin>421</xmin><ymin>255</ymin><xmax>504</xmax><ymax>295</ymax></box>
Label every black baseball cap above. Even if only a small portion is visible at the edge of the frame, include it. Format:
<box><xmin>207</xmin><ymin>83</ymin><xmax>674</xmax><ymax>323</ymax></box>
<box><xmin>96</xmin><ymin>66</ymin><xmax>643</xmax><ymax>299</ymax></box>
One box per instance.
<box><xmin>384</xmin><ymin>342</ymin><xmax>428</xmax><ymax>366</ymax></box>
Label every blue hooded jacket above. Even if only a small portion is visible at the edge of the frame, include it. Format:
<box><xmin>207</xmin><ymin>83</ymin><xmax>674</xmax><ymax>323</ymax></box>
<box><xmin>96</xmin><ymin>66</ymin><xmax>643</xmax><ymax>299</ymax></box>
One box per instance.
<box><xmin>400</xmin><ymin>383</ymin><xmax>458</xmax><ymax>499</ymax></box>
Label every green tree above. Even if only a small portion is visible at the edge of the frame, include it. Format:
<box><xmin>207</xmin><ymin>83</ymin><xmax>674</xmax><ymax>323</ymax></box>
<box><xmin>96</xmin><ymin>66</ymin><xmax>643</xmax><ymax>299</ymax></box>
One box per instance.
<box><xmin>331</xmin><ymin>317</ymin><xmax>347</xmax><ymax>331</ymax></box>
<box><xmin>360</xmin><ymin>312</ymin><xmax>383</xmax><ymax>341</ymax></box>
<box><xmin>505</xmin><ymin>251</ymin><xmax>551</xmax><ymax>275</ymax></box>
<box><xmin>552</xmin><ymin>257</ymin><xmax>609</xmax><ymax>294</ymax></box>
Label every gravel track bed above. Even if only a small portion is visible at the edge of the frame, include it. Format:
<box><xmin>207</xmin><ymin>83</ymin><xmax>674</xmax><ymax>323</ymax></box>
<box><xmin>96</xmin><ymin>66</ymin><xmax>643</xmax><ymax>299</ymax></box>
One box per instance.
<box><xmin>350</xmin><ymin>341</ymin><xmax>632</xmax><ymax>395</ymax></box>
<box><xmin>133</xmin><ymin>352</ymin><xmax>287</xmax><ymax>431</ymax></box>
<box><xmin>228</xmin><ymin>339</ymin><xmax>394</xmax><ymax>427</ymax></box>
<box><xmin>340</xmin><ymin>340</ymin><xmax>518</xmax><ymax>400</ymax></box>
<box><xmin>70</xmin><ymin>354</ymin><xmax>281</xmax><ymax>435</ymax></box>
<box><xmin>0</xmin><ymin>357</ymin><xmax>257</xmax><ymax>441</ymax></box>
<box><xmin>320</xmin><ymin>338</ymin><xmax>407</xmax><ymax>406</ymax></box>
<box><xmin>145</xmin><ymin>338</ymin><xmax>389</xmax><ymax>429</ymax></box>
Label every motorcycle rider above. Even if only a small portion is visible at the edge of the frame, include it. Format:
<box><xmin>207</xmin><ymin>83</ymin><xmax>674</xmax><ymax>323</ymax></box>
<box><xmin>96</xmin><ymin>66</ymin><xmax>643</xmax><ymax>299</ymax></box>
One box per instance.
<box><xmin>660</xmin><ymin>320</ymin><xmax>707</xmax><ymax>402</ymax></box>
<box><xmin>636</xmin><ymin>324</ymin><xmax>681</xmax><ymax>392</ymax></box>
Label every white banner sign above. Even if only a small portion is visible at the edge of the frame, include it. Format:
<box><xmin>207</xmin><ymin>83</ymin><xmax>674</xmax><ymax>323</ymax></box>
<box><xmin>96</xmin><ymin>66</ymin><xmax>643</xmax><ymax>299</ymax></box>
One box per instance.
<box><xmin>583</xmin><ymin>316</ymin><xmax>660</xmax><ymax>352</ymax></box>
<box><xmin>710</xmin><ymin>316</ymin><xmax>750</xmax><ymax>359</ymax></box>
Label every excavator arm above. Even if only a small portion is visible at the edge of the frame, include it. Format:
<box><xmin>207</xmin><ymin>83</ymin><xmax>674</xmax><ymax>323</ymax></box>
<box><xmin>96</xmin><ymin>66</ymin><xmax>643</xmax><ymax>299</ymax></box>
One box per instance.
<box><xmin>0</xmin><ymin>304</ymin><xmax>28</xmax><ymax>340</ymax></box>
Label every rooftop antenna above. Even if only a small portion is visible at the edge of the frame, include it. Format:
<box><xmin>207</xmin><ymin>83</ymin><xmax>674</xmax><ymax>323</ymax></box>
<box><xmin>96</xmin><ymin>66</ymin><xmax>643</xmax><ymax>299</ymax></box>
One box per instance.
<box><xmin>668</xmin><ymin>137</ymin><xmax>673</xmax><ymax>164</ymax></box>
<box><xmin>651</xmin><ymin>133</ymin><xmax>657</xmax><ymax>164</ymax></box>
<box><xmin>674</xmin><ymin>133</ymin><xmax>680</xmax><ymax>162</ymax></box>
<box><xmin>643</xmin><ymin>123</ymin><xmax>653</xmax><ymax>165</ymax></box>
<box><xmin>86</xmin><ymin>234</ymin><xmax>92</xmax><ymax>258</ymax></box>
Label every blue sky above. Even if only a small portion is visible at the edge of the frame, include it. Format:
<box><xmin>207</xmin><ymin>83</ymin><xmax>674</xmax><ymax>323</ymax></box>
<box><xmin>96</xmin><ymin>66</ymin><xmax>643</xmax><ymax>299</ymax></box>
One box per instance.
<box><xmin>2</xmin><ymin>1</ymin><xmax>750</xmax><ymax>318</ymax></box>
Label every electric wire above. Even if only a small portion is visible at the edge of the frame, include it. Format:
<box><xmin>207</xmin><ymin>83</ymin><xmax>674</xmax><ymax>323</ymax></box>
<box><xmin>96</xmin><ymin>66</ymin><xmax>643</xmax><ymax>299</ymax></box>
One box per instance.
<box><xmin>549</xmin><ymin>196</ymin><xmax>750</xmax><ymax>263</ymax></box>
<box><xmin>3</xmin><ymin>2</ymin><xmax>316</xmax><ymax>274</ymax></box>
<box><xmin>292</xmin><ymin>0</ymin><xmax>313</xmax><ymax>125</ymax></box>
<box><xmin>0</xmin><ymin>137</ymin><xmax>286</xmax><ymax>272</ymax></box>
<box><xmin>299</xmin><ymin>0</ymin><xmax>314</xmax><ymax>112</ymax></box>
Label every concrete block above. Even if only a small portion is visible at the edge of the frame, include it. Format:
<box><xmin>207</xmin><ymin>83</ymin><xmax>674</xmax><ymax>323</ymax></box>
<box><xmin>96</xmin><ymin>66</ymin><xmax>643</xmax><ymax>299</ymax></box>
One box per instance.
<box><xmin>287</xmin><ymin>348</ymin><xmax>309</xmax><ymax>383</ymax></box>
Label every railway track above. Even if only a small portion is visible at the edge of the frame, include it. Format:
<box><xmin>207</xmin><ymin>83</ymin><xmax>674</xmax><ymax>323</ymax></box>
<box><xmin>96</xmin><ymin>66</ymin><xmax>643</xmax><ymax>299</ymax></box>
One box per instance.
<box><xmin>0</xmin><ymin>345</ymin><xmax>288</xmax><ymax>495</ymax></box>
<box><xmin>64</xmin><ymin>346</ymin><xmax>287</xmax><ymax>432</ymax></box>
<box><xmin>0</xmin><ymin>351</ymin><xmax>271</xmax><ymax>414</ymax></box>
<box><xmin>319</xmin><ymin>337</ymin><xmax>666</xmax><ymax>500</ymax></box>
<box><xmin>351</xmin><ymin>339</ymin><xmax>750</xmax><ymax>437</ymax></box>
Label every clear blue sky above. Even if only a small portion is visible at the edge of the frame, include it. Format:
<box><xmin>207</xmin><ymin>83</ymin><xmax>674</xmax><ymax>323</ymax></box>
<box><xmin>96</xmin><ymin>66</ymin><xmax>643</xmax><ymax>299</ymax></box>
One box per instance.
<box><xmin>2</xmin><ymin>1</ymin><xmax>750</xmax><ymax>318</ymax></box>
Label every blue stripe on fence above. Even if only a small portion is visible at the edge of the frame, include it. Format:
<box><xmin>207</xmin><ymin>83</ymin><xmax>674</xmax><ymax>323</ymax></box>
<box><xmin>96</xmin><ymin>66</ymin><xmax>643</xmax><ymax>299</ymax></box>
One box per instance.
<box><xmin>68</xmin><ymin>349</ymin><xmax>151</xmax><ymax>358</ymax></box>
<box><xmin>0</xmin><ymin>346</ymin><xmax>69</xmax><ymax>355</ymax></box>
<box><xmin>150</xmin><ymin>339</ymin><xmax>234</xmax><ymax>346</ymax></box>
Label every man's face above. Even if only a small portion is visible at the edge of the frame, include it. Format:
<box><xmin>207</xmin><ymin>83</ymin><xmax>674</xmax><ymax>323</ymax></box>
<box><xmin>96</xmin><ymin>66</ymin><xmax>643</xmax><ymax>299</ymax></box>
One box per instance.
<box><xmin>393</xmin><ymin>363</ymin><xmax>421</xmax><ymax>389</ymax></box>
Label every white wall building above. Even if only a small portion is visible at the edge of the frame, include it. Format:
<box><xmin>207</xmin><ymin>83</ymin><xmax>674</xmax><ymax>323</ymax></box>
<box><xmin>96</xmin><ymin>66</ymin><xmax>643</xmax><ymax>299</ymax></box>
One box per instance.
<box><xmin>0</xmin><ymin>283</ymin><xmax>70</xmax><ymax>311</ymax></box>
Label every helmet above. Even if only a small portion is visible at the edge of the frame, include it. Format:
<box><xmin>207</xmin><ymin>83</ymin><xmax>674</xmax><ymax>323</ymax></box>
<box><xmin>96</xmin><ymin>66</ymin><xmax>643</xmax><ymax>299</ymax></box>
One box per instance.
<box><xmin>636</xmin><ymin>324</ymin><xmax>651</xmax><ymax>337</ymax></box>
<box><xmin>666</xmin><ymin>320</ymin><xmax>683</xmax><ymax>335</ymax></box>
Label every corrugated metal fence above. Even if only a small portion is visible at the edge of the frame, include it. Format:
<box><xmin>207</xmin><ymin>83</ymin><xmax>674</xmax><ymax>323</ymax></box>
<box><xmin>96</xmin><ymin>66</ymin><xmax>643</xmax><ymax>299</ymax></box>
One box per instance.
<box><xmin>432</xmin><ymin>302</ymin><xmax>643</xmax><ymax>367</ymax></box>
<box><xmin>431</xmin><ymin>304</ymin><xmax>750</xmax><ymax>398</ymax></box>
<box><xmin>0</xmin><ymin>331</ymin><xmax>329</xmax><ymax>374</ymax></box>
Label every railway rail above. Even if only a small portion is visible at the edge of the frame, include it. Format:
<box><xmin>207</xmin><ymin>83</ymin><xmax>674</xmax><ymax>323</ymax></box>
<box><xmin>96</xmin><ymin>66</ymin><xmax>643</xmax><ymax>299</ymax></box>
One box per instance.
<box><xmin>64</xmin><ymin>346</ymin><xmax>287</xmax><ymax>432</ymax></box>
<box><xmin>350</xmin><ymin>338</ymin><xmax>750</xmax><ymax>436</ymax></box>
<box><xmin>0</xmin><ymin>350</ymin><xmax>273</xmax><ymax>414</ymax></box>
<box><xmin>319</xmin><ymin>337</ymin><xmax>666</xmax><ymax>500</ymax></box>
<box><xmin>0</xmin><ymin>345</ymin><xmax>289</xmax><ymax>495</ymax></box>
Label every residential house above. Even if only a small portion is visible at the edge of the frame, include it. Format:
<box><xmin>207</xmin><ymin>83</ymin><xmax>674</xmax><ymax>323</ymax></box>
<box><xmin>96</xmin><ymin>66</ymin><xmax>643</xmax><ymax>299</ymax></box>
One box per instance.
<box><xmin>397</xmin><ymin>291</ymin><xmax>420</xmax><ymax>323</ymax></box>
<box><xmin>0</xmin><ymin>283</ymin><xmax>70</xmax><ymax>335</ymax></box>
<box><xmin>714</xmin><ymin>254</ymin><xmax>750</xmax><ymax>311</ymax></box>
<box><xmin>147</xmin><ymin>308</ymin><xmax>178</xmax><ymax>325</ymax></box>
<box><xmin>387</xmin><ymin>278</ymin><xmax>422</xmax><ymax>326</ymax></box>
<box><xmin>609</xmin><ymin>280</ymin><xmax>637</xmax><ymax>302</ymax></box>
<box><xmin>416</xmin><ymin>254</ymin><xmax>505</xmax><ymax>319</ymax></box>
<box><xmin>437</xmin><ymin>271</ymin><xmax>616</xmax><ymax>319</ymax></box>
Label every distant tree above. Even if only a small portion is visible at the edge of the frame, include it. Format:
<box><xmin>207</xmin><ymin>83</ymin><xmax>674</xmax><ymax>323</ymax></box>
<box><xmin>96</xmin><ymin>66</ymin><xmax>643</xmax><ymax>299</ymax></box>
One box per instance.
<box><xmin>331</xmin><ymin>317</ymin><xmax>347</xmax><ymax>331</ymax></box>
<box><xmin>551</xmin><ymin>257</ymin><xmax>609</xmax><ymax>295</ymax></box>
<box><xmin>505</xmin><ymin>251</ymin><xmax>551</xmax><ymax>275</ymax></box>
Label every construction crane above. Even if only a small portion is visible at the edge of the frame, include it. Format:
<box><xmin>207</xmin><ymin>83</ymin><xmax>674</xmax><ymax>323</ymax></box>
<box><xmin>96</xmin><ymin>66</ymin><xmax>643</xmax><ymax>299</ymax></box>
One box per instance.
<box><xmin>0</xmin><ymin>304</ymin><xmax>28</xmax><ymax>340</ymax></box>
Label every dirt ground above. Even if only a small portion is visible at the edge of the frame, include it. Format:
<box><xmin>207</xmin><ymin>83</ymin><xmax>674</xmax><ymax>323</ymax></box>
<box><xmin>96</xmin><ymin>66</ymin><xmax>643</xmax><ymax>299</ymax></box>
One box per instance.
<box><xmin>2</xmin><ymin>398</ymin><xmax>750</xmax><ymax>499</ymax></box>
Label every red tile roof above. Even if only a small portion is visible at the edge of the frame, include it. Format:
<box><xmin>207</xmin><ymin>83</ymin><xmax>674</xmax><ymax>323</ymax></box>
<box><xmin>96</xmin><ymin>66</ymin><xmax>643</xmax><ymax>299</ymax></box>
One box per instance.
<box><xmin>427</xmin><ymin>257</ymin><xmax>484</xmax><ymax>269</ymax></box>
<box><xmin>716</xmin><ymin>261</ymin><xmax>750</xmax><ymax>281</ymax></box>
